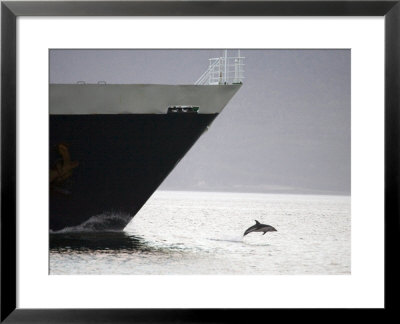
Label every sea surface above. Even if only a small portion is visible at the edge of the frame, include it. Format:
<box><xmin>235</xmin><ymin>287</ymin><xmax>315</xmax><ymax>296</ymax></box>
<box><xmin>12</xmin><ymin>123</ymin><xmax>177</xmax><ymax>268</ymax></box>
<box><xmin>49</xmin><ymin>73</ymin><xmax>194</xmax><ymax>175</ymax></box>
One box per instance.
<box><xmin>49</xmin><ymin>191</ymin><xmax>350</xmax><ymax>275</ymax></box>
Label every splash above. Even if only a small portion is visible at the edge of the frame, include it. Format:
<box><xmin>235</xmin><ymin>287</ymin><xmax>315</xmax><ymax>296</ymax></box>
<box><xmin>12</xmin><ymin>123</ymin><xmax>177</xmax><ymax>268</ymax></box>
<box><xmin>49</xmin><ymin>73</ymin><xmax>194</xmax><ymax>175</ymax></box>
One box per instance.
<box><xmin>208</xmin><ymin>235</ymin><xmax>244</xmax><ymax>243</ymax></box>
<box><xmin>51</xmin><ymin>212</ymin><xmax>132</xmax><ymax>233</ymax></box>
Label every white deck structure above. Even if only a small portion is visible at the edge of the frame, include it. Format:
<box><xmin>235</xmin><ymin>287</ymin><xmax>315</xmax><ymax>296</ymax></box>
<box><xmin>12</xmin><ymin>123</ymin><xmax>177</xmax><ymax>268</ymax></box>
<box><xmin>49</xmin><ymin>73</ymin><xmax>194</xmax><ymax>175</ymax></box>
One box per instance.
<box><xmin>50</xmin><ymin>50</ymin><xmax>243</xmax><ymax>115</ymax></box>
<box><xmin>50</xmin><ymin>84</ymin><xmax>241</xmax><ymax>115</ymax></box>
<box><xmin>195</xmin><ymin>50</ymin><xmax>245</xmax><ymax>85</ymax></box>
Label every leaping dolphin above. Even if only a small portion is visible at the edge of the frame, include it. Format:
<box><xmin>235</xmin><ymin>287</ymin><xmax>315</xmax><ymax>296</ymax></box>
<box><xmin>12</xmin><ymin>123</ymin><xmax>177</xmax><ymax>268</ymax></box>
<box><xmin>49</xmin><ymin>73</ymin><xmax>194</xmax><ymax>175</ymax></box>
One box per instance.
<box><xmin>243</xmin><ymin>220</ymin><xmax>277</xmax><ymax>236</ymax></box>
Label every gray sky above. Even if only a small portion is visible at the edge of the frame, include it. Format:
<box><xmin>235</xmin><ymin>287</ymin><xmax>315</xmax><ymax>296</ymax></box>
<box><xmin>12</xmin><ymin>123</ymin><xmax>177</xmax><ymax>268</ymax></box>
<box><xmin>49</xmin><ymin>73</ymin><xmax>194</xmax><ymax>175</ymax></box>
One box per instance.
<box><xmin>50</xmin><ymin>49</ymin><xmax>350</xmax><ymax>195</ymax></box>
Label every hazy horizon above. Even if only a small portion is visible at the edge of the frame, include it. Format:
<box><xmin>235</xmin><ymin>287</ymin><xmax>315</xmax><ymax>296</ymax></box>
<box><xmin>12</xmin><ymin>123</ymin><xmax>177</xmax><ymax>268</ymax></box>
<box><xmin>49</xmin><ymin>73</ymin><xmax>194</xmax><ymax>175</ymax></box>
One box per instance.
<box><xmin>156</xmin><ymin>188</ymin><xmax>350</xmax><ymax>197</ymax></box>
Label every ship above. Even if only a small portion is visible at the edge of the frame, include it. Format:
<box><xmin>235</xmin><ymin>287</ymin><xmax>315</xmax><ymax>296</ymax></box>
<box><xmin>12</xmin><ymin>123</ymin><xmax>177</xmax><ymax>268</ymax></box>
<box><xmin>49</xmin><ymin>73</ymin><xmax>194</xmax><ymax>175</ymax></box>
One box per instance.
<box><xmin>49</xmin><ymin>51</ymin><xmax>243</xmax><ymax>232</ymax></box>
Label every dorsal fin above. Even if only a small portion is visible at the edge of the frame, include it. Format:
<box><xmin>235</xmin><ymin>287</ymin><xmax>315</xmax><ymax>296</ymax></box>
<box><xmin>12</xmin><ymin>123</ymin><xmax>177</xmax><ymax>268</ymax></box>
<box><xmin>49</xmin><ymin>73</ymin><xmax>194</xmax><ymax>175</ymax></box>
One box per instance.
<box><xmin>255</xmin><ymin>220</ymin><xmax>260</xmax><ymax>225</ymax></box>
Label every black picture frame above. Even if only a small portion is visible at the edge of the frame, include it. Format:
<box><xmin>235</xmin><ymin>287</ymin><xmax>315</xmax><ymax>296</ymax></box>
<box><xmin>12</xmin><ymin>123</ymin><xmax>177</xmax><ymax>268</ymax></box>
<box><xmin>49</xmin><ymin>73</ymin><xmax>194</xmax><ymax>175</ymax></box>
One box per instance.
<box><xmin>1</xmin><ymin>1</ymin><xmax>399</xmax><ymax>322</ymax></box>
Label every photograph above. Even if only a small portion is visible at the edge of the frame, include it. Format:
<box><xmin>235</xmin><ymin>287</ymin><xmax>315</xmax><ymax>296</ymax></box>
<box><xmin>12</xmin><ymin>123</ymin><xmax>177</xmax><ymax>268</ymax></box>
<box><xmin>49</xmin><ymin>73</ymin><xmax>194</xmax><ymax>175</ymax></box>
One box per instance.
<box><xmin>49</xmin><ymin>49</ymin><xmax>350</xmax><ymax>275</ymax></box>
<box><xmin>3</xmin><ymin>1</ymin><xmax>398</xmax><ymax>320</ymax></box>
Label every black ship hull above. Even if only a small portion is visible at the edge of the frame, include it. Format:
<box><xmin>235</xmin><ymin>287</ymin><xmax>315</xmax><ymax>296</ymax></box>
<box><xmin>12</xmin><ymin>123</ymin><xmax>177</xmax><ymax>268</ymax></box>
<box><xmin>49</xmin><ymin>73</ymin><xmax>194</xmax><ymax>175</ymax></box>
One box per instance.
<box><xmin>49</xmin><ymin>114</ymin><xmax>217</xmax><ymax>231</ymax></box>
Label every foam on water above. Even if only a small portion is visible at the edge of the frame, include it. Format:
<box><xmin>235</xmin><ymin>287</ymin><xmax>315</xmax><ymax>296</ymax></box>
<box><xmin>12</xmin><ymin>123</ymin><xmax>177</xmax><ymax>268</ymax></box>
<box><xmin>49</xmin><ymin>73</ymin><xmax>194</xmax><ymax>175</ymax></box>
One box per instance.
<box><xmin>207</xmin><ymin>235</ymin><xmax>244</xmax><ymax>243</ymax></box>
<box><xmin>51</xmin><ymin>212</ymin><xmax>132</xmax><ymax>233</ymax></box>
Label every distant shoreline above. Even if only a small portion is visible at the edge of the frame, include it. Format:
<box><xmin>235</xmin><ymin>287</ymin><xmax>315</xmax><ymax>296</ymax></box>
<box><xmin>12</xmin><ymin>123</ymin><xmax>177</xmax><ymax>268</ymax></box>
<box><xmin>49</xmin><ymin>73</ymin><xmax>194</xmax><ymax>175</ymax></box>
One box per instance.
<box><xmin>156</xmin><ymin>188</ymin><xmax>350</xmax><ymax>197</ymax></box>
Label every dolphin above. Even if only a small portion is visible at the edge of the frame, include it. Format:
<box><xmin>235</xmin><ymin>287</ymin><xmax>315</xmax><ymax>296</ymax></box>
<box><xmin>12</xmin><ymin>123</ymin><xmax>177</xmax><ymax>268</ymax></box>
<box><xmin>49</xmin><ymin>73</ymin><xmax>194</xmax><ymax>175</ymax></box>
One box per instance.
<box><xmin>243</xmin><ymin>220</ymin><xmax>277</xmax><ymax>236</ymax></box>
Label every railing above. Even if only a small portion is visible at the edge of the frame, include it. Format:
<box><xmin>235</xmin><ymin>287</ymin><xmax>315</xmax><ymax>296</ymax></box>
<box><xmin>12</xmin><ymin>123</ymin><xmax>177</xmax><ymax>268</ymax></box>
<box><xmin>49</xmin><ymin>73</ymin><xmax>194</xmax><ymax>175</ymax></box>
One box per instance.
<box><xmin>195</xmin><ymin>50</ymin><xmax>245</xmax><ymax>85</ymax></box>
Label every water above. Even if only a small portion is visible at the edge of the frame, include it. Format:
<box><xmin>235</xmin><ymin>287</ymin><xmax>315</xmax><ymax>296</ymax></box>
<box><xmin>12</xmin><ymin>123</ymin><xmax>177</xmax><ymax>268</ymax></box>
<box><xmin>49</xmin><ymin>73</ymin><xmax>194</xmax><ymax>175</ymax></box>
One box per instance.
<box><xmin>50</xmin><ymin>191</ymin><xmax>350</xmax><ymax>275</ymax></box>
